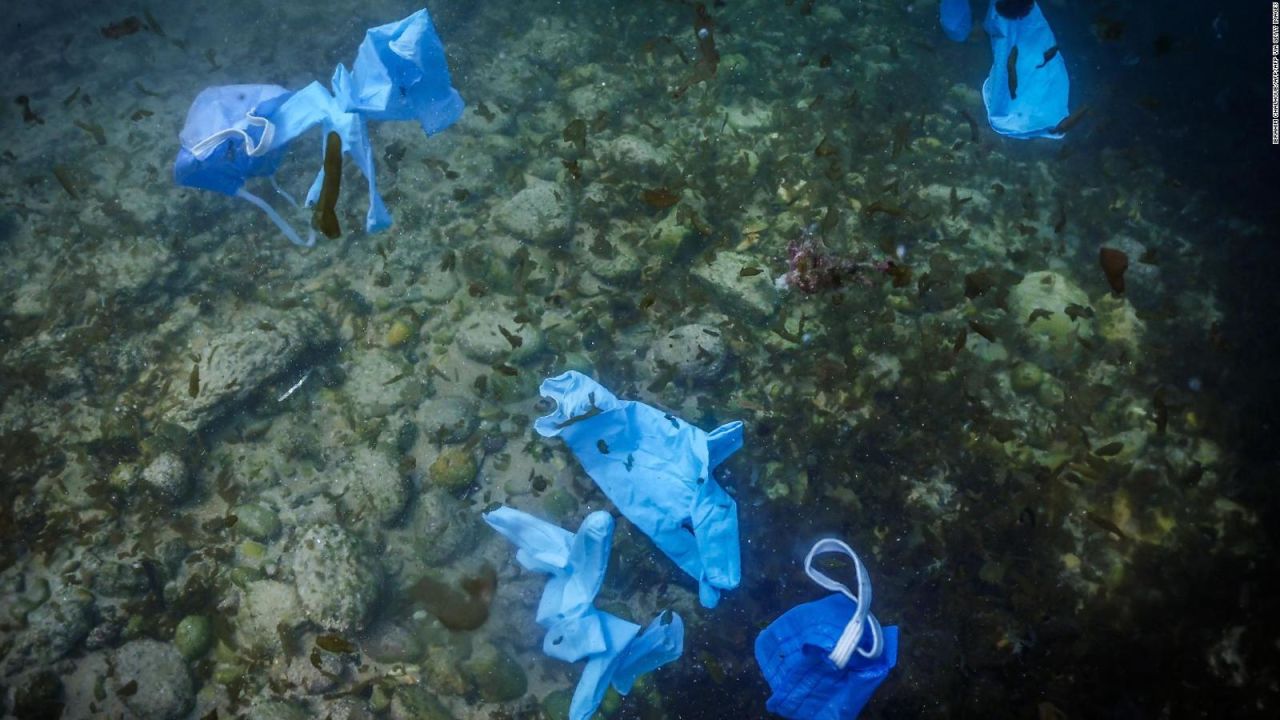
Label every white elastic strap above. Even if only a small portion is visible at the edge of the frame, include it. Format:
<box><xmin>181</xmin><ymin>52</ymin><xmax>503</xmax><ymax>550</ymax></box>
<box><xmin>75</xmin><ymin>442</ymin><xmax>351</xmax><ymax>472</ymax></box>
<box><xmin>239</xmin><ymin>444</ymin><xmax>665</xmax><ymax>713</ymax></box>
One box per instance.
<box><xmin>234</xmin><ymin>188</ymin><xmax>313</xmax><ymax>248</ymax></box>
<box><xmin>188</xmin><ymin>114</ymin><xmax>275</xmax><ymax>160</ymax></box>
<box><xmin>803</xmin><ymin>538</ymin><xmax>885</xmax><ymax>668</ymax></box>
<box><xmin>270</xmin><ymin>177</ymin><xmax>300</xmax><ymax>209</ymax></box>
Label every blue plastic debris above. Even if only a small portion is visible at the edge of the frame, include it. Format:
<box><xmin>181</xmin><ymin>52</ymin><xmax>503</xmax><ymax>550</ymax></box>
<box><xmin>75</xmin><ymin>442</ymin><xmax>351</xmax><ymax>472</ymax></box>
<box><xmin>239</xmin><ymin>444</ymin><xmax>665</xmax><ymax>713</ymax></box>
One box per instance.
<box><xmin>484</xmin><ymin>506</ymin><xmax>684</xmax><ymax>720</ymax></box>
<box><xmin>940</xmin><ymin>0</ymin><xmax>973</xmax><ymax>42</ymax></box>
<box><xmin>173</xmin><ymin>8</ymin><xmax>463</xmax><ymax>245</ymax></box>
<box><xmin>755</xmin><ymin>539</ymin><xmax>898</xmax><ymax>720</ymax></box>
<box><xmin>981</xmin><ymin>0</ymin><xmax>1070</xmax><ymax>139</ymax></box>
<box><xmin>533</xmin><ymin>371</ymin><xmax>743</xmax><ymax>608</ymax></box>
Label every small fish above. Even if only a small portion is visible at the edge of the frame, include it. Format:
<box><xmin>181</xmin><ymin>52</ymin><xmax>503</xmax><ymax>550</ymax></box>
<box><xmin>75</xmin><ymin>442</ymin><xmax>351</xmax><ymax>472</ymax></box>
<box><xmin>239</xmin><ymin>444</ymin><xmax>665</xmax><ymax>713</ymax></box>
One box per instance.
<box><xmin>639</xmin><ymin>293</ymin><xmax>657</xmax><ymax>310</ymax></box>
<box><xmin>475</xmin><ymin>101</ymin><xmax>495</xmax><ymax>122</ymax></box>
<box><xmin>1027</xmin><ymin>308</ymin><xmax>1053</xmax><ymax>324</ymax></box>
<box><xmin>596</xmin><ymin>439</ymin><xmax>610</xmax><ymax>454</ymax></box>
<box><xmin>1007</xmin><ymin>45</ymin><xmax>1019</xmax><ymax>99</ymax></box>
<box><xmin>129</xmin><ymin>109</ymin><xmax>153</xmax><ymax>121</ymax></box>
<box><xmin>952</xmin><ymin>327</ymin><xmax>968</xmax><ymax>354</ymax></box>
<box><xmin>468</xmin><ymin>281</ymin><xmax>487</xmax><ymax>297</ymax></box>
<box><xmin>314</xmin><ymin>634</ymin><xmax>357</xmax><ymax>653</ymax></box>
<box><xmin>1063</xmin><ymin>303</ymin><xmax>1094</xmax><ymax>321</ymax></box>
<box><xmin>101</xmin><ymin>17</ymin><xmax>143</xmax><ymax>39</ymax></box>
<box><xmin>1050</xmin><ymin>106</ymin><xmax>1091</xmax><ymax>135</ymax></box>
<box><xmin>739</xmin><ymin>266</ymin><xmax>763</xmax><ymax>277</ymax></box>
<box><xmin>562</xmin><ymin>118</ymin><xmax>587</xmax><ymax>151</ymax></box>
<box><xmin>492</xmin><ymin>363</ymin><xmax>518</xmax><ymax>377</ymax></box>
<box><xmin>497</xmin><ymin>325</ymin><xmax>523</xmax><ymax>349</ymax></box>
<box><xmin>1093</xmin><ymin>442</ymin><xmax>1124</xmax><ymax>457</ymax></box>
<box><xmin>968</xmin><ymin>320</ymin><xmax>997</xmax><ymax>343</ymax></box>
<box><xmin>1036</xmin><ymin>46</ymin><xmax>1059</xmax><ymax>68</ymax></box>
<box><xmin>188</xmin><ymin>362</ymin><xmax>200</xmax><ymax>398</ymax></box>
<box><xmin>663</xmin><ymin>413</ymin><xmax>680</xmax><ymax>429</ymax></box>
<box><xmin>1153</xmin><ymin>389</ymin><xmax>1168</xmax><ymax>435</ymax></box>
<box><xmin>278</xmin><ymin>370</ymin><xmax>312</xmax><ymax>401</ymax></box>
<box><xmin>642</xmin><ymin>187</ymin><xmax>681</xmax><ymax>209</ymax></box>
<box><xmin>74</xmin><ymin>120</ymin><xmax>107</xmax><ymax>145</ymax></box>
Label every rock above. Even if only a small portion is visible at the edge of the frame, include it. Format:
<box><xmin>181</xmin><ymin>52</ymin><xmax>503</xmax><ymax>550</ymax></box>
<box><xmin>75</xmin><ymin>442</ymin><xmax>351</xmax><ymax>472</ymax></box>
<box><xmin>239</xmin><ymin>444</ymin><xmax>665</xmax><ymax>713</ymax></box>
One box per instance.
<box><xmin>174</xmin><ymin>615</ymin><xmax>212</xmax><ymax>660</ymax></box>
<box><xmin>417</xmin><ymin>395</ymin><xmax>479</xmax><ymax>444</ymax></box>
<box><xmin>601</xmin><ymin>135</ymin><xmax>672</xmax><ymax>173</ymax></box>
<box><xmin>390</xmin><ymin>684</ymin><xmax>455</xmax><ymax>720</ymax></box>
<box><xmin>461</xmin><ymin>643</ymin><xmax>528</xmax><ymax>703</ymax></box>
<box><xmin>321</xmin><ymin>698</ymin><xmax>376</xmax><ymax>720</ymax></box>
<box><xmin>13</xmin><ymin>669</ymin><xmax>63</xmax><ymax>720</ymax></box>
<box><xmin>1009</xmin><ymin>363</ymin><xmax>1044</xmax><ymax>393</ymax></box>
<box><xmin>422</xmin><ymin>263</ymin><xmax>461</xmax><ymax>304</ymax></box>
<box><xmin>691</xmin><ymin>250</ymin><xmax>778</xmax><ymax>319</ymax></box>
<box><xmin>113</xmin><ymin>640</ymin><xmax>194</xmax><ymax>720</ymax></box>
<box><xmin>492</xmin><ymin>176</ymin><xmax>571</xmax><ymax>247</ymax></box>
<box><xmin>5</xmin><ymin>585</ymin><xmax>94</xmax><ymax>673</ymax></box>
<box><xmin>283</xmin><ymin>646</ymin><xmax>344</xmax><ymax>695</ymax></box>
<box><xmin>362</xmin><ymin>621</ymin><xmax>424</xmax><ymax>664</ymax></box>
<box><xmin>164</xmin><ymin>309</ymin><xmax>333</xmax><ymax>432</ymax></box>
<box><xmin>293</xmin><ymin>525</ymin><xmax>380</xmax><ymax>633</ymax></box>
<box><xmin>235</xmin><ymin>580</ymin><xmax>304</xmax><ymax>653</ymax></box>
<box><xmin>93</xmin><ymin>559</ymin><xmax>151</xmax><ymax>597</ymax></box>
<box><xmin>456</xmin><ymin>309</ymin><xmax>545</xmax><ymax>364</ymax></box>
<box><xmin>141</xmin><ymin>452</ymin><xmax>189</xmax><ymax>502</ymax></box>
<box><xmin>234</xmin><ymin>503</ymin><xmax>282</xmax><ymax>541</ymax></box>
<box><xmin>246</xmin><ymin>699</ymin><xmax>310</xmax><ymax>720</ymax></box>
<box><xmin>1097</xmin><ymin>294</ymin><xmax>1145</xmax><ymax>354</ymax></box>
<box><xmin>394</xmin><ymin>490</ymin><xmax>479</xmax><ymax>567</ymax></box>
<box><xmin>649</xmin><ymin>322</ymin><xmax>728</xmax><ymax>383</ymax></box>
<box><xmin>342</xmin><ymin>349</ymin><xmax>428</xmax><ymax>418</ymax></box>
<box><xmin>1008</xmin><ymin>271</ymin><xmax>1094</xmax><ymax>361</ymax></box>
<box><xmin>330</xmin><ymin>446</ymin><xmax>408</xmax><ymax>527</ymax></box>
<box><xmin>541</xmin><ymin>688</ymin><xmax>573</xmax><ymax>720</ymax></box>
<box><xmin>574</xmin><ymin>224</ymin><xmax>642</xmax><ymax>283</ymax></box>
<box><xmin>428</xmin><ymin>447</ymin><xmax>478</xmax><ymax>493</ymax></box>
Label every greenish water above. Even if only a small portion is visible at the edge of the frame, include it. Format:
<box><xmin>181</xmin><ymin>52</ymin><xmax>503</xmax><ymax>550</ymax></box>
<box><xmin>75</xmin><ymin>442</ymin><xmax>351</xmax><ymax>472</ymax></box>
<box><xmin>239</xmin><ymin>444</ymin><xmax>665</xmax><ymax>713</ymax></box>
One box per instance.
<box><xmin>1</xmin><ymin>1</ymin><xmax>1276</xmax><ymax>718</ymax></box>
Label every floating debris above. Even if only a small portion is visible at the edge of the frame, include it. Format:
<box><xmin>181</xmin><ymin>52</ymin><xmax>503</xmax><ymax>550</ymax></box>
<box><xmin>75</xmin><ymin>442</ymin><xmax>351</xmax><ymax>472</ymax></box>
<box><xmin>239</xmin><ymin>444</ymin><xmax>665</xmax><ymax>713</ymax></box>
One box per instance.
<box><xmin>642</xmin><ymin>187</ymin><xmax>681</xmax><ymax>209</ymax></box>
<box><xmin>311</xmin><ymin>132</ymin><xmax>343</xmax><ymax>239</ymax></box>
<box><xmin>277</xmin><ymin>370</ymin><xmax>312</xmax><ymax>402</ymax></box>
<box><xmin>101</xmin><ymin>17</ymin><xmax>143</xmax><ymax>40</ymax></box>
<box><xmin>1099</xmin><ymin>247</ymin><xmax>1129</xmax><ymax>294</ymax></box>
<box><xmin>1007</xmin><ymin>45</ymin><xmax>1019</xmax><ymax>99</ymax></box>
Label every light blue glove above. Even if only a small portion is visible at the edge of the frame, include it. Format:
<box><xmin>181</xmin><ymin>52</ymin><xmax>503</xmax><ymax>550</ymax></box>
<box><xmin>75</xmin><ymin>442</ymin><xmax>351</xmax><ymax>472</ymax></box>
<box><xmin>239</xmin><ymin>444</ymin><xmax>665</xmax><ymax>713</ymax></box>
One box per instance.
<box><xmin>484</xmin><ymin>507</ymin><xmax>684</xmax><ymax>720</ymax></box>
<box><xmin>533</xmin><ymin>371</ymin><xmax>743</xmax><ymax>608</ymax></box>
<box><xmin>981</xmin><ymin>0</ymin><xmax>1071</xmax><ymax>139</ymax></box>
<box><xmin>940</xmin><ymin>0</ymin><xmax>972</xmax><ymax>42</ymax></box>
<box><xmin>332</xmin><ymin>8</ymin><xmax>465</xmax><ymax>134</ymax></box>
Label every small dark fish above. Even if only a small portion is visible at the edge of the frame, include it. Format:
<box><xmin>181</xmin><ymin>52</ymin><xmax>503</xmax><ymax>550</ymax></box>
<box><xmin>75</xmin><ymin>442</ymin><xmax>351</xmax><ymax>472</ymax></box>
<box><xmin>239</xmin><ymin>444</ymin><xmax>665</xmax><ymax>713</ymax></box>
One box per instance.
<box><xmin>74</xmin><ymin>120</ymin><xmax>107</xmax><ymax>146</ymax></box>
<box><xmin>1099</xmin><ymin>247</ymin><xmax>1129</xmax><ymax>294</ymax></box>
<box><xmin>1050</xmin><ymin>105</ymin><xmax>1091</xmax><ymax>135</ymax></box>
<box><xmin>814</xmin><ymin>136</ymin><xmax>838</xmax><ymax>157</ymax></box>
<box><xmin>1085</xmin><ymin>511</ymin><xmax>1129</xmax><ymax>541</ymax></box>
<box><xmin>475</xmin><ymin>101</ymin><xmax>496</xmax><ymax>122</ymax></box>
<box><xmin>596</xmin><ymin>439</ymin><xmax>610</xmax><ymax>454</ymax></box>
<box><xmin>959</xmin><ymin>109</ymin><xmax>979</xmax><ymax>142</ymax></box>
<box><xmin>1027</xmin><ymin>308</ymin><xmax>1053</xmax><ymax>324</ymax></box>
<box><xmin>438</xmin><ymin>249</ymin><xmax>456</xmax><ymax>271</ymax></box>
<box><xmin>1153</xmin><ymin>389</ymin><xmax>1168</xmax><ymax>435</ymax></box>
<box><xmin>739</xmin><ymin>266</ymin><xmax>763</xmax><ymax>277</ymax></box>
<box><xmin>1036</xmin><ymin>46</ymin><xmax>1059</xmax><ymax>69</ymax></box>
<box><xmin>968</xmin><ymin>320</ymin><xmax>997</xmax><ymax>343</ymax></box>
<box><xmin>101</xmin><ymin>17</ymin><xmax>143</xmax><ymax>39</ymax></box>
<box><xmin>188</xmin><ymin>362</ymin><xmax>200</xmax><ymax>398</ymax></box>
<box><xmin>818</xmin><ymin>53</ymin><xmax>833</xmax><ymax>68</ymax></box>
<box><xmin>15</xmin><ymin>95</ymin><xmax>43</xmax><ymax>125</ymax></box>
<box><xmin>642</xmin><ymin>187</ymin><xmax>681</xmax><ymax>209</ymax></box>
<box><xmin>468</xmin><ymin>281</ymin><xmax>487</xmax><ymax>297</ymax></box>
<box><xmin>952</xmin><ymin>327</ymin><xmax>968</xmax><ymax>354</ymax></box>
<box><xmin>52</xmin><ymin>165</ymin><xmax>79</xmax><ymax>199</ymax></box>
<box><xmin>315</xmin><ymin>634</ymin><xmax>357</xmax><ymax>653</ymax></box>
<box><xmin>1064</xmin><ymin>303</ymin><xmax>1094</xmax><ymax>321</ymax></box>
<box><xmin>497</xmin><ymin>325</ymin><xmax>523</xmax><ymax>349</ymax></box>
<box><xmin>863</xmin><ymin>201</ymin><xmax>907</xmax><ymax>219</ymax></box>
<box><xmin>562</xmin><ymin>118</ymin><xmax>587</xmax><ymax>151</ymax></box>
<box><xmin>143</xmin><ymin>9</ymin><xmax>165</xmax><ymax>37</ymax></box>
<box><xmin>492</xmin><ymin>363</ymin><xmax>518</xmax><ymax>377</ymax></box>
<box><xmin>1093</xmin><ymin>442</ymin><xmax>1124</xmax><ymax>457</ymax></box>
<box><xmin>512</xmin><ymin>312</ymin><xmax>535</xmax><ymax>325</ymax></box>
<box><xmin>1007</xmin><ymin>45</ymin><xmax>1019</xmax><ymax>99</ymax></box>
<box><xmin>949</xmin><ymin>187</ymin><xmax>971</xmax><ymax>217</ymax></box>
<box><xmin>625</xmin><ymin>453</ymin><xmax>635</xmax><ymax>471</ymax></box>
<box><xmin>1053</xmin><ymin>201</ymin><xmax>1068</xmax><ymax>234</ymax></box>
<box><xmin>663</xmin><ymin>413</ymin><xmax>680</xmax><ymax>429</ymax></box>
<box><xmin>130</xmin><ymin>109</ymin><xmax>153</xmax><ymax>121</ymax></box>
<box><xmin>117</xmin><ymin>679</ymin><xmax>139</xmax><ymax>697</ymax></box>
<box><xmin>639</xmin><ymin>293</ymin><xmax>657</xmax><ymax>310</ymax></box>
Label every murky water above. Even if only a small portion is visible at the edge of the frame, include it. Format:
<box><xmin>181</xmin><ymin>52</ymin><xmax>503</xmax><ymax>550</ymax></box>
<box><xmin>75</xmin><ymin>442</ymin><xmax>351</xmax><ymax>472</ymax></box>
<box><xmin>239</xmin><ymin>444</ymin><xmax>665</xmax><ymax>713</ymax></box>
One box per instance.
<box><xmin>1</xmin><ymin>1</ymin><xmax>1277</xmax><ymax>718</ymax></box>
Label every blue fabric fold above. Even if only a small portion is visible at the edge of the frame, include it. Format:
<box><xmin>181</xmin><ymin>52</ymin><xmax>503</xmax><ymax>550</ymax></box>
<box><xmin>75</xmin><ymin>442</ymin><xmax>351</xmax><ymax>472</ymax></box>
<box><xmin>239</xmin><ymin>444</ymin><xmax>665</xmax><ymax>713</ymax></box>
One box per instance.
<box><xmin>940</xmin><ymin>0</ymin><xmax>973</xmax><ymax>42</ymax></box>
<box><xmin>981</xmin><ymin>0</ymin><xmax>1070</xmax><ymax>139</ymax></box>
<box><xmin>484</xmin><ymin>507</ymin><xmax>683</xmax><ymax>720</ymax></box>
<box><xmin>533</xmin><ymin>371</ymin><xmax>743</xmax><ymax>608</ymax></box>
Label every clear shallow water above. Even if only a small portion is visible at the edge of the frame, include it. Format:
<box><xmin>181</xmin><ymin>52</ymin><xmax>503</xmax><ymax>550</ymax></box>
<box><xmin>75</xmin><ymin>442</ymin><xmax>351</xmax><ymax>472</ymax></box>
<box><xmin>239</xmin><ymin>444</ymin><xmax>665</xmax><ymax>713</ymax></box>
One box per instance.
<box><xmin>1</xmin><ymin>1</ymin><xmax>1277</xmax><ymax>718</ymax></box>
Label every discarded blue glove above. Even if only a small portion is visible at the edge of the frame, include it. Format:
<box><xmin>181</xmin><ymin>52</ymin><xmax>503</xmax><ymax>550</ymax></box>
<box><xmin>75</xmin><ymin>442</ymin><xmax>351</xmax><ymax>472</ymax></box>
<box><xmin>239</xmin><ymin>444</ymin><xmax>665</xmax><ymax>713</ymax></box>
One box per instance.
<box><xmin>173</xmin><ymin>8</ymin><xmax>463</xmax><ymax>245</ymax></box>
<box><xmin>981</xmin><ymin>0</ymin><xmax>1071</xmax><ymax>139</ymax></box>
<box><xmin>332</xmin><ymin>8</ymin><xmax>465</xmax><ymax>134</ymax></box>
<box><xmin>940</xmin><ymin>0</ymin><xmax>972</xmax><ymax>42</ymax></box>
<box><xmin>533</xmin><ymin>371</ymin><xmax>743</xmax><ymax>608</ymax></box>
<box><xmin>755</xmin><ymin>539</ymin><xmax>898</xmax><ymax>720</ymax></box>
<box><xmin>484</xmin><ymin>506</ymin><xmax>684</xmax><ymax>720</ymax></box>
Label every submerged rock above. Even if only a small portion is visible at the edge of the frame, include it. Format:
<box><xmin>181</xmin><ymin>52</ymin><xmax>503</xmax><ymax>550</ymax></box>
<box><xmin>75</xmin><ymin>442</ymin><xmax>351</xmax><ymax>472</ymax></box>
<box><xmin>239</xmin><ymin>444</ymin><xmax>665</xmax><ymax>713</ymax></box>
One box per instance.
<box><xmin>235</xmin><ymin>580</ymin><xmax>304</xmax><ymax>653</ymax></box>
<box><xmin>292</xmin><ymin>524</ymin><xmax>380</xmax><ymax>633</ymax></box>
<box><xmin>456</xmin><ymin>308</ymin><xmax>545</xmax><ymax>364</ymax></box>
<box><xmin>164</xmin><ymin>310</ymin><xmax>333</xmax><ymax>432</ymax></box>
<box><xmin>4</xmin><ymin>585</ymin><xmax>94</xmax><ymax>673</ymax></box>
<box><xmin>692</xmin><ymin>250</ymin><xmax>777</xmax><ymax>319</ymax></box>
<box><xmin>417</xmin><ymin>394</ymin><xmax>479</xmax><ymax>444</ymax></box>
<box><xmin>428</xmin><ymin>446</ymin><xmax>478</xmax><ymax>493</ymax></box>
<box><xmin>650</xmin><ymin>322</ymin><xmax>728</xmax><ymax>383</ymax></box>
<box><xmin>141</xmin><ymin>451</ymin><xmax>190</xmax><ymax>502</ymax></box>
<box><xmin>462</xmin><ymin>642</ymin><xmax>528</xmax><ymax>703</ymax></box>
<box><xmin>330</xmin><ymin>446</ymin><xmax>409</xmax><ymax>527</ymax></box>
<box><xmin>1008</xmin><ymin>271</ymin><xmax>1095</xmax><ymax>360</ymax></box>
<box><xmin>112</xmin><ymin>639</ymin><xmax>194</xmax><ymax>720</ymax></box>
<box><xmin>492</xmin><ymin>175</ymin><xmax>571</xmax><ymax>247</ymax></box>
<box><xmin>390</xmin><ymin>684</ymin><xmax>455</xmax><ymax>720</ymax></box>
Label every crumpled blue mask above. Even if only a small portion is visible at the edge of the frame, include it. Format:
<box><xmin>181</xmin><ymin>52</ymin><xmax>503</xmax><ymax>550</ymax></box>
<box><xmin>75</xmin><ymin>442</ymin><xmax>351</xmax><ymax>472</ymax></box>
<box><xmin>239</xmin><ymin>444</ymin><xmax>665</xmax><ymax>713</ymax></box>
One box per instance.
<box><xmin>173</xmin><ymin>8</ymin><xmax>463</xmax><ymax>246</ymax></box>
<box><xmin>533</xmin><ymin>371</ymin><xmax>743</xmax><ymax>608</ymax></box>
<box><xmin>484</xmin><ymin>506</ymin><xmax>684</xmax><ymax>720</ymax></box>
<box><xmin>981</xmin><ymin>0</ymin><xmax>1071</xmax><ymax>139</ymax></box>
<box><xmin>940</xmin><ymin>0</ymin><xmax>972</xmax><ymax>42</ymax></box>
<box><xmin>755</xmin><ymin>539</ymin><xmax>899</xmax><ymax>720</ymax></box>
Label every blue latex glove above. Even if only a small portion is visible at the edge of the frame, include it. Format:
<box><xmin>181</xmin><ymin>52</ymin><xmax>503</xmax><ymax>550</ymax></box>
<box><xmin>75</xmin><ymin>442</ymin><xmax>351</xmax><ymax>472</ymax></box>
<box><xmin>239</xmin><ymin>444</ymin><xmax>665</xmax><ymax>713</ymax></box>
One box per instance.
<box><xmin>940</xmin><ymin>0</ymin><xmax>972</xmax><ymax>42</ymax></box>
<box><xmin>755</xmin><ymin>540</ymin><xmax>899</xmax><ymax>720</ymax></box>
<box><xmin>484</xmin><ymin>506</ymin><xmax>684</xmax><ymax>720</ymax></box>
<box><xmin>981</xmin><ymin>0</ymin><xmax>1070</xmax><ymax>139</ymax></box>
<box><xmin>533</xmin><ymin>371</ymin><xmax>743</xmax><ymax>608</ymax></box>
<box><xmin>332</xmin><ymin>8</ymin><xmax>465</xmax><ymax>134</ymax></box>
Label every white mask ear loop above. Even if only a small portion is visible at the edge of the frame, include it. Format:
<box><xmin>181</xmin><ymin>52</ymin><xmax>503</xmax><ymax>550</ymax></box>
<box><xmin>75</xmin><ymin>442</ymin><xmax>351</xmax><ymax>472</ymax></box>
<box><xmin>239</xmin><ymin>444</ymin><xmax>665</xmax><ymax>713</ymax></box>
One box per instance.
<box><xmin>188</xmin><ymin>114</ymin><xmax>275</xmax><ymax>160</ymax></box>
<box><xmin>803</xmin><ymin>538</ymin><xmax>885</xmax><ymax>668</ymax></box>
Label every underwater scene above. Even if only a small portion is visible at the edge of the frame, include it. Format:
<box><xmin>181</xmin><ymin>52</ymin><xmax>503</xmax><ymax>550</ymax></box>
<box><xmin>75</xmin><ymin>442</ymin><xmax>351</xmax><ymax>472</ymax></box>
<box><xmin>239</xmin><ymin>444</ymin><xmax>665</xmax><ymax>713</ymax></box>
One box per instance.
<box><xmin>2</xmin><ymin>0</ymin><xmax>1278</xmax><ymax>718</ymax></box>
